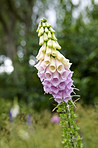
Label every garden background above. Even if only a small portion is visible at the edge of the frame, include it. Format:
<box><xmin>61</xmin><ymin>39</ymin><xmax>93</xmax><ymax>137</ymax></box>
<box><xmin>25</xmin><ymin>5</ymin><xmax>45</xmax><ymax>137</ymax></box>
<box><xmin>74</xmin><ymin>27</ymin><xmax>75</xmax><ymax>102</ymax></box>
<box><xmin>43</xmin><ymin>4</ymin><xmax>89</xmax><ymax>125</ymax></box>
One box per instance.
<box><xmin>0</xmin><ymin>0</ymin><xmax>98</xmax><ymax>148</ymax></box>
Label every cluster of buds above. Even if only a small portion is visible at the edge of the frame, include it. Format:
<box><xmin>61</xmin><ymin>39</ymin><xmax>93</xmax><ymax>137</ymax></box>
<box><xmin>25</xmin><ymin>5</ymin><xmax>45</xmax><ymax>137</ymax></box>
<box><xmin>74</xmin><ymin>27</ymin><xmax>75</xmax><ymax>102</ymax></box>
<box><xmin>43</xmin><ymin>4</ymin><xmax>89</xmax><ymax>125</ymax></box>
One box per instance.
<box><xmin>35</xmin><ymin>18</ymin><xmax>73</xmax><ymax>103</ymax></box>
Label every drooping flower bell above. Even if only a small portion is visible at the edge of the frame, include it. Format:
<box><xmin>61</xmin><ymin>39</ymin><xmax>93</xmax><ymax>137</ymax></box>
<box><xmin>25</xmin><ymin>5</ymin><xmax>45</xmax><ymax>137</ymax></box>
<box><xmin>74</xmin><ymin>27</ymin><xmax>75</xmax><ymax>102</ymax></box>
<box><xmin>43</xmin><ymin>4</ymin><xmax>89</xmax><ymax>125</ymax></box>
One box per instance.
<box><xmin>35</xmin><ymin>18</ymin><xmax>73</xmax><ymax>103</ymax></box>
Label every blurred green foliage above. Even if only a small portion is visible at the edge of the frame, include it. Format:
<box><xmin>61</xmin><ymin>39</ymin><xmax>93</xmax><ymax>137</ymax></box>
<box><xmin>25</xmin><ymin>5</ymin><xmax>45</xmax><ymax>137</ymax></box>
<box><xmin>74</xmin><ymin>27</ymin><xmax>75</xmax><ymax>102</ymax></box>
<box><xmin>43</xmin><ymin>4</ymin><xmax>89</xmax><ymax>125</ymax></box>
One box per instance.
<box><xmin>0</xmin><ymin>99</ymin><xmax>98</xmax><ymax>148</ymax></box>
<box><xmin>76</xmin><ymin>103</ymin><xmax>98</xmax><ymax>148</ymax></box>
<box><xmin>0</xmin><ymin>98</ymin><xmax>63</xmax><ymax>148</ymax></box>
<box><xmin>0</xmin><ymin>0</ymin><xmax>98</xmax><ymax>108</ymax></box>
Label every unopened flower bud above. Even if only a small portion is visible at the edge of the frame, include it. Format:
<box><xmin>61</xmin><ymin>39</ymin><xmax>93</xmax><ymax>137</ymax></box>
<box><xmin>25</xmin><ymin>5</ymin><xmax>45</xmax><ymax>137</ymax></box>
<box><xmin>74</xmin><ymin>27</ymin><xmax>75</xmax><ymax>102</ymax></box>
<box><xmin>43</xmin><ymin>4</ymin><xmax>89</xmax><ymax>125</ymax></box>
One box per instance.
<box><xmin>39</xmin><ymin>36</ymin><xmax>44</xmax><ymax>45</ymax></box>
<box><xmin>53</xmin><ymin>41</ymin><xmax>57</xmax><ymax>49</ymax></box>
<box><xmin>45</xmin><ymin>27</ymin><xmax>49</xmax><ymax>33</ymax></box>
<box><xmin>43</xmin><ymin>23</ymin><xmax>46</xmax><ymax>27</ymax></box>
<box><xmin>36</xmin><ymin>27</ymin><xmax>40</xmax><ymax>32</ymax></box>
<box><xmin>47</xmin><ymin>39</ymin><xmax>53</xmax><ymax>48</ymax></box>
<box><xmin>63</xmin><ymin>58</ymin><xmax>69</xmax><ymax>65</ymax></box>
<box><xmin>44</xmin><ymin>33</ymin><xmax>48</xmax><ymax>41</ymax></box>
<box><xmin>46</xmin><ymin>47</ymin><xmax>52</xmax><ymax>55</ymax></box>
<box><xmin>41</xmin><ymin>42</ymin><xmax>46</xmax><ymax>52</ymax></box>
<box><xmin>49</xmin><ymin>27</ymin><xmax>55</xmax><ymax>33</ymax></box>
<box><xmin>46</xmin><ymin>22</ymin><xmax>51</xmax><ymax>27</ymax></box>
<box><xmin>36</xmin><ymin>50</ymin><xmax>45</xmax><ymax>60</ymax></box>
<box><xmin>55</xmin><ymin>51</ymin><xmax>65</xmax><ymax>62</ymax></box>
<box><xmin>37</xmin><ymin>22</ymin><xmax>41</xmax><ymax>32</ymax></box>
<box><xmin>42</xmin><ymin>18</ymin><xmax>47</xmax><ymax>22</ymax></box>
<box><xmin>48</xmin><ymin>31</ymin><xmax>52</xmax><ymax>38</ymax></box>
<box><xmin>55</xmin><ymin>41</ymin><xmax>61</xmax><ymax>49</ymax></box>
<box><xmin>38</xmin><ymin>27</ymin><xmax>44</xmax><ymax>37</ymax></box>
<box><xmin>52</xmin><ymin>34</ymin><xmax>57</xmax><ymax>41</ymax></box>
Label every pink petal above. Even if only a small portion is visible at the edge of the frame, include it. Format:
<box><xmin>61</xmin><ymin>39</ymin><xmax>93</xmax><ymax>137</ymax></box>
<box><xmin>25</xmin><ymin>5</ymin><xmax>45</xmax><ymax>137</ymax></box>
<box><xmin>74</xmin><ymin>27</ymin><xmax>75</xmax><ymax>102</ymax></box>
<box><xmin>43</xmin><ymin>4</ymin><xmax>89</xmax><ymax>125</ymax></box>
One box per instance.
<box><xmin>45</xmin><ymin>67</ymin><xmax>52</xmax><ymax>80</ymax></box>
<box><xmin>44</xmin><ymin>85</ymin><xmax>51</xmax><ymax>94</ymax></box>
<box><xmin>54</xmin><ymin>98</ymin><xmax>62</xmax><ymax>103</ymax></box>
<box><xmin>37</xmin><ymin>72</ymin><xmax>45</xmax><ymax>81</ymax></box>
<box><xmin>67</xmin><ymin>81</ymin><xmax>73</xmax><ymax>89</ymax></box>
<box><xmin>52</xmin><ymin>77</ymin><xmax>60</xmax><ymax>86</ymax></box>
<box><xmin>63</xmin><ymin>96</ymin><xmax>71</xmax><ymax>103</ymax></box>
<box><xmin>59</xmin><ymin>81</ymin><xmax>66</xmax><ymax>90</ymax></box>
<box><xmin>61</xmin><ymin>71</ymin><xmax>66</xmax><ymax>79</ymax></box>
<box><xmin>51</xmin><ymin>86</ymin><xmax>58</xmax><ymax>94</ymax></box>
<box><xmin>67</xmin><ymin>72</ymin><xmax>73</xmax><ymax>79</ymax></box>
<box><xmin>43</xmin><ymin>80</ymin><xmax>51</xmax><ymax>87</ymax></box>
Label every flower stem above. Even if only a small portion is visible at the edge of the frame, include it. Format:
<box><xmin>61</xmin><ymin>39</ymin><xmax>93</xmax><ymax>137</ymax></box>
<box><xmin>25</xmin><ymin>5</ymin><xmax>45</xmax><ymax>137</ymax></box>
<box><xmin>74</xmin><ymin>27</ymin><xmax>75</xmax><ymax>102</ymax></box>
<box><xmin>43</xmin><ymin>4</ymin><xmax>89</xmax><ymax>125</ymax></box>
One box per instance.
<box><xmin>57</xmin><ymin>100</ymin><xmax>83</xmax><ymax>148</ymax></box>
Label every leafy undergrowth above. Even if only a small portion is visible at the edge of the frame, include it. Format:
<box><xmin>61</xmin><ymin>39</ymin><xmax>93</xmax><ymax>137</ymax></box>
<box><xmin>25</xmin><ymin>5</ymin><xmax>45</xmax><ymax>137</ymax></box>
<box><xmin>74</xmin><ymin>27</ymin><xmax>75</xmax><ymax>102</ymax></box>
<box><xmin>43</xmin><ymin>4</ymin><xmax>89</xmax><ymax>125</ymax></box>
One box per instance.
<box><xmin>0</xmin><ymin>98</ymin><xmax>97</xmax><ymax>148</ymax></box>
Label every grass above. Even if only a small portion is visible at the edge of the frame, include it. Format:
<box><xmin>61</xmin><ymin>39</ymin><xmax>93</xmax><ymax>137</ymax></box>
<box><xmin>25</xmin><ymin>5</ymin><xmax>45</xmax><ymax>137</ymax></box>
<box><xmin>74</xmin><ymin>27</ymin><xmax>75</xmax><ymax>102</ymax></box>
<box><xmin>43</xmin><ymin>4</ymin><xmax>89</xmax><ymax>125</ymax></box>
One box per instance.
<box><xmin>0</xmin><ymin>98</ymin><xmax>98</xmax><ymax>148</ymax></box>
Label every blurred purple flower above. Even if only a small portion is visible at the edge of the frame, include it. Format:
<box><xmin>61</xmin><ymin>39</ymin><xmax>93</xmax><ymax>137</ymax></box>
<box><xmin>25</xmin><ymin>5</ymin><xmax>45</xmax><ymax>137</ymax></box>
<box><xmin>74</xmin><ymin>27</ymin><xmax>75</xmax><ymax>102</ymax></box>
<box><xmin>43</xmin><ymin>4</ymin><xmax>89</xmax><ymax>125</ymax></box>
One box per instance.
<box><xmin>51</xmin><ymin>115</ymin><xmax>60</xmax><ymax>124</ymax></box>
<box><xmin>27</xmin><ymin>115</ymin><xmax>34</xmax><ymax>132</ymax></box>
<box><xmin>9</xmin><ymin>109</ymin><xmax>13</xmax><ymax>122</ymax></box>
<box><xmin>27</xmin><ymin>115</ymin><xmax>32</xmax><ymax>126</ymax></box>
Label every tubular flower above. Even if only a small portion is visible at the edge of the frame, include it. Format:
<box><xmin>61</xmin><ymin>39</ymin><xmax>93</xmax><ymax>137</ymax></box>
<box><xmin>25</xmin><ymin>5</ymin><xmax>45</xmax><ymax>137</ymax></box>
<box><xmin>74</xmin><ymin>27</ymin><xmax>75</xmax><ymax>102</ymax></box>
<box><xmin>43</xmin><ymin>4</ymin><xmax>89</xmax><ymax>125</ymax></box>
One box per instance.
<box><xmin>35</xmin><ymin>18</ymin><xmax>73</xmax><ymax>103</ymax></box>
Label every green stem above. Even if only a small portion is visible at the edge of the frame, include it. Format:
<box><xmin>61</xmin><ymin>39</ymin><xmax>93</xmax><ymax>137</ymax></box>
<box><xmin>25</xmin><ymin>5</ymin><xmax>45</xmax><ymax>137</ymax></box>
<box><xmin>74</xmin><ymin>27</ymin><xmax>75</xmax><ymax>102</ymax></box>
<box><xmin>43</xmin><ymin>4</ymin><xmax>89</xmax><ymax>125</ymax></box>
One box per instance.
<box><xmin>57</xmin><ymin>100</ymin><xmax>83</xmax><ymax>148</ymax></box>
<box><xmin>67</xmin><ymin>104</ymin><xmax>74</xmax><ymax>147</ymax></box>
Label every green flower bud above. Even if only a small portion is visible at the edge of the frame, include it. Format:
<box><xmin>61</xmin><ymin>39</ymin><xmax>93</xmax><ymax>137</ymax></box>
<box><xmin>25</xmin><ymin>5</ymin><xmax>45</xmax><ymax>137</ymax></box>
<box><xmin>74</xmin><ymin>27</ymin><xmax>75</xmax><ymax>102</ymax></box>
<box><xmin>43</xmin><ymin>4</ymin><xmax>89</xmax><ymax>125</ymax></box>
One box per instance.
<box><xmin>39</xmin><ymin>36</ymin><xmax>44</xmax><ymax>45</ymax></box>
<box><xmin>36</xmin><ymin>50</ymin><xmax>45</xmax><ymax>60</ymax></box>
<box><xmin>46</xmin><ymin>22</ymin><xmax>51</xmax><ymax>27</ymax></box>
<box><xmin>36</xmin><ymin>26</ymin><xmax>40</xmax><ymax>32</ymax></box>
<box><xmin>47</xmin><ymin>39</ymin><xmax>53</xmax><ymax>48</ymax></box>
<box><xmin>44</xmin><ymin>33</ymin><xmax>48</xmax><ymax>41</ymax></box>
<box><xmin>46</xmin><ymin>47</ymin><xmax>52</xmax><ymax>55</ymax></box>
<box><xmin>41</xmin><ymin>19</ymin><xmax>43</xmax><ymax>22</ymax></box>
<box><xmin>37</xmin><ymin>22</ymin><xmax>42</xmax><ymax>32</ymax></box>
<box><xmin>45</xmin><ymin>27</ymin><xmax>49</xmax><ymax>33</ymax></box>
<box><xmin>38</xmin><ymin>27</ymin><xmax>44</xmax><ymax>37</ymax></box>
<box><xmin>40</xmin><ymin>42</ymin><xmax>46</xmax><ymax>52</ymax></box>
<box><xmin>49</xmin><ymin>27</ymin><xmax>55</xmax><ymax>33</ymax></box>
<box><xmin>52</xmin><ymin>33</ymin><xmax>57</xmax><ymax>41</ymax></box>
<box><xmin>38</xmin><ymin>22</ymin><xmax>41</xmax><ymax>28</ymax></box>
<box><xmin>52</xmin><ymin>41</ymin><xmax>57</xmax><ymax>49</ymax></box>
<box><xmin>48</xmin><ymin>31</ymin><xmax>52</xmax><ymax>38</ymax></box>
<box><xmin>42</xmin><ymin>18</ymin><xmax>47</xmax><ymax>22</ymax></box>
<box><xmin>54</xmin><ymin>41</ymin><xmax>61</xmax><ymax>49</ymax></box>
<box><xmin>43</xmin><ymin>23</ymin><xmax>46</xmax><ymax>27</ymax></box>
